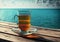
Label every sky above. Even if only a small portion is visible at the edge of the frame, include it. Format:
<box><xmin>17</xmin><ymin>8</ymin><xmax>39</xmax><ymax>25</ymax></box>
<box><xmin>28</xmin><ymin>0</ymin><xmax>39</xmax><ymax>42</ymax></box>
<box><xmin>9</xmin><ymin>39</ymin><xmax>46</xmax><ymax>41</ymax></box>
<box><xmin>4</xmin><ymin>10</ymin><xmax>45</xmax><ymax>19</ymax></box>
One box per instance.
<box><xmin>0</xmin><ymin>0</ymin><xmax>60</xmax><ymax>8</ymax></box>
<box><xmin>0</xmin><ymin>0</ymin><xmax>37</xmax><ymax>8</ymax></box>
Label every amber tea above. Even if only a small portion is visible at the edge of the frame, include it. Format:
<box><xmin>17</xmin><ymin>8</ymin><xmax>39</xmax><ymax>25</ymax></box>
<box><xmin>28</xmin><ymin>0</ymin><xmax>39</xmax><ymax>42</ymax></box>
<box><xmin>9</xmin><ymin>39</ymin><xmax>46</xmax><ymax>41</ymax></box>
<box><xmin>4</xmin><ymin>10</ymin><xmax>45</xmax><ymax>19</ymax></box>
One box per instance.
<box><xmin>18</xmin><ymin>15</ymin><xmax>30</xmax><ymax>31</ymax></box>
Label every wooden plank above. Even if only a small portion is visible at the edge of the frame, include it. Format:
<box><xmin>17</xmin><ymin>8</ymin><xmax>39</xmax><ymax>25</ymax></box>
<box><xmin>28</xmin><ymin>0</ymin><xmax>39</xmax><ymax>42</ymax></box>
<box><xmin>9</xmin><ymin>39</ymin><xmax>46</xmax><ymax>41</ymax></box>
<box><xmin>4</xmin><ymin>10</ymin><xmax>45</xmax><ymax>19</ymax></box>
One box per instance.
<box><xmin>0</xmin><ymin>21</ymin><xmax>60</xmax><ymax>42</ymax></box>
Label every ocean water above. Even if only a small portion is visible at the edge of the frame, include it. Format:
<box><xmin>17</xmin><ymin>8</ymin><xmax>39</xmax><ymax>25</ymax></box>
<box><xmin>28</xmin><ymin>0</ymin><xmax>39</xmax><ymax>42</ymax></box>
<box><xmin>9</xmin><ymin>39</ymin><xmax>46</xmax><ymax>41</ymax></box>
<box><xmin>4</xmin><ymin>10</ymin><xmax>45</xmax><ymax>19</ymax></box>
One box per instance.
<box><xmin>0</xmin><ymin>9</ymin><xmax>60</xmax><ymax>29</ymax></box>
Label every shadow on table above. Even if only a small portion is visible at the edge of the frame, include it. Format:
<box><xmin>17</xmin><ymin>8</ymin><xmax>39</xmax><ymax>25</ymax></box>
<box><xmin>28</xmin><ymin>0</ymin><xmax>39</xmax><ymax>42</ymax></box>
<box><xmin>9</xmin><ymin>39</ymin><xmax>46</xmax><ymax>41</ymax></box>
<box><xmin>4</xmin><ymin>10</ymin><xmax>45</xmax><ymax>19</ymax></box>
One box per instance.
<box><xmin>0</xmin><ymin>38</ymin><xmax>12</xmax><ymax>42</ymax></box>
<box><xmin>0</xmin><ymin>31</ymin><xmax>57</xmax><ymax>42</ymax></box>
<box><xmin>22</xmin><ymin>36</ymin><xmax>54</xmax><ymax>42</ymax></box>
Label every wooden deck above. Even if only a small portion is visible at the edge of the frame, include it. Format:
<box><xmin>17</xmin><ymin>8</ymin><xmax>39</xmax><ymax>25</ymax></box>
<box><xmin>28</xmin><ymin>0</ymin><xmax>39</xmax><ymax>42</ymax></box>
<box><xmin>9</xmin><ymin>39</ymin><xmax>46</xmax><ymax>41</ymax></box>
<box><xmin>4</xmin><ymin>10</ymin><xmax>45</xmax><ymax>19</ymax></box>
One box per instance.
<box><xmin>0</xmin><ymin>21</ymin><xmax>60</xmax><ymax>42</ymax></box>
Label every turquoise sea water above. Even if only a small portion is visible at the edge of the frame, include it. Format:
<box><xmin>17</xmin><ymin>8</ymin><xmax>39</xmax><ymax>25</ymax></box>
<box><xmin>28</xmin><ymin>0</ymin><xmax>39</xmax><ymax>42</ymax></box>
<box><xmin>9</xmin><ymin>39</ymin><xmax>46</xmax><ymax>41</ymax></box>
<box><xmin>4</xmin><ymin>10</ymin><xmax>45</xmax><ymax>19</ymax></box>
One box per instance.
<box><xmin>0</xmin><ymin>9</ymin><xmax>60</xmax><ymax>29</ymax></box>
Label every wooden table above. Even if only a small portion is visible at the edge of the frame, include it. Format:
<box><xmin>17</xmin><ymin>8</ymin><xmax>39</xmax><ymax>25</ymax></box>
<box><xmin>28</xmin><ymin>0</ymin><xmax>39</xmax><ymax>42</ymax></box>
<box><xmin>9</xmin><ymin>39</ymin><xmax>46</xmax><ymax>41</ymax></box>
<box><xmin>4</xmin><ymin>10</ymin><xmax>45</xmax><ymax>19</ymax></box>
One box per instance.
<box><xmin>0</xmin><ymin>21</ymin><xmax>60</xmax><ymax>42</ymax></box>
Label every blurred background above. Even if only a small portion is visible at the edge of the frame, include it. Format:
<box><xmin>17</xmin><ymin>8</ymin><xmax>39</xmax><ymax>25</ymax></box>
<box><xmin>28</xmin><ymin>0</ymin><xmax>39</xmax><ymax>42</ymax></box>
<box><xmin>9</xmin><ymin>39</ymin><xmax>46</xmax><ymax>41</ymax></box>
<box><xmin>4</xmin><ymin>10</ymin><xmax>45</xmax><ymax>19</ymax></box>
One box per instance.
<box><xmin>0</xmin><ymin>9</ymin><xmax>60</xmax><ymax>29</ymax></box>
<box><xmin>0</xmin><ymin>0</ymin><xmax>60</xmax><ymax>29</ymax></box>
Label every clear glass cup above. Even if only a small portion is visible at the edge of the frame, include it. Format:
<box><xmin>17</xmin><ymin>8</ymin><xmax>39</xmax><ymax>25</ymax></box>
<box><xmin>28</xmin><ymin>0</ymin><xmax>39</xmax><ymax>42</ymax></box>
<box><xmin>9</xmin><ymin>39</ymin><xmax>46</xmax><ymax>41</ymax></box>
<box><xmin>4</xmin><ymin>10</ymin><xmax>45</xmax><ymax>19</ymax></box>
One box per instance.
<box><xmin>18</xmin><ymin>10</ymin><xmax>31</xmax><ymax>35</ymax></box>
<box><xmin>12</xmin><ymin>10</ymin><xmax>37</xmax><ymax>35</ymax></box>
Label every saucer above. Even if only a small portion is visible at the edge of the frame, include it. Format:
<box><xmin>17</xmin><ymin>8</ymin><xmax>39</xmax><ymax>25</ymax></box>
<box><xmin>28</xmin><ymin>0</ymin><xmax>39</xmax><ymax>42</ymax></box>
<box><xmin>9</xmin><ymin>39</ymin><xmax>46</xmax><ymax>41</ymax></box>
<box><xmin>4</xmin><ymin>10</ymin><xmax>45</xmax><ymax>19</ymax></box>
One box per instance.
<box><xmin>11</xmin><ymin>27</ymin><xmax>37</xmax><ymax>35</ymax></box>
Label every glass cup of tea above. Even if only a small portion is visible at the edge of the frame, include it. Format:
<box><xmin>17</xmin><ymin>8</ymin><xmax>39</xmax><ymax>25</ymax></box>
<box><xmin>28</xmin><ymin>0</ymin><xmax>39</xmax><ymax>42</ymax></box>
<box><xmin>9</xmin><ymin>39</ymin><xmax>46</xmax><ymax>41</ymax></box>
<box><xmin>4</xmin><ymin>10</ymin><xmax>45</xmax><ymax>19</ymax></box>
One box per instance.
<box><xmin>17</xmin><ymin>10</ymin><xmax>32</xmax><ymax>35</ymax></box>
<box><xmin>12</xmin><ymin>10</ymin><xmax>37</xmax><ymax>36</ymax></box>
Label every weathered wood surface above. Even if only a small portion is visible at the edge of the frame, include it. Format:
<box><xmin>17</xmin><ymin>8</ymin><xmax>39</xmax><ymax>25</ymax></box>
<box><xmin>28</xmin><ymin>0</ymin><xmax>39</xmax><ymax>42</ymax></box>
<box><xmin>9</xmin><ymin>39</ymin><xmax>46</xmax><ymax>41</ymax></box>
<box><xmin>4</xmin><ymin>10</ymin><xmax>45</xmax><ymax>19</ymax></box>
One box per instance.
<box><xmin>0</xmin><ymin>21</ymin><xmax>60</xmax><ymax>42</ymax></box>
